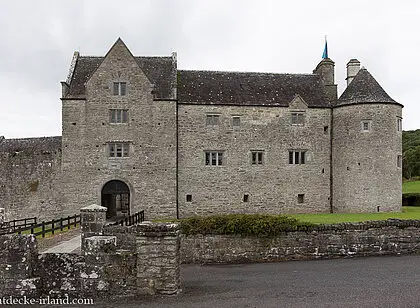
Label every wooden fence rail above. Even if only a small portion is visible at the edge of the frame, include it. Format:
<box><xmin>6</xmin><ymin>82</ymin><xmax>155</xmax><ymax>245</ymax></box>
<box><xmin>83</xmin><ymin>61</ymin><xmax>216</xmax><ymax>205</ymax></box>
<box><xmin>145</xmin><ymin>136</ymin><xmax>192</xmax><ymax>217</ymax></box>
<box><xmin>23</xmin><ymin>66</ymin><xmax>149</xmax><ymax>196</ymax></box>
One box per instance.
<box><xmin>0</xmin><ymin>217</ymin><xmax>37</xmax><ymax>235</ymax></box>
<box><xmin>0</xmin><ymin>215</ymin><xmax>80</xmax><ymax>238</ymax></box>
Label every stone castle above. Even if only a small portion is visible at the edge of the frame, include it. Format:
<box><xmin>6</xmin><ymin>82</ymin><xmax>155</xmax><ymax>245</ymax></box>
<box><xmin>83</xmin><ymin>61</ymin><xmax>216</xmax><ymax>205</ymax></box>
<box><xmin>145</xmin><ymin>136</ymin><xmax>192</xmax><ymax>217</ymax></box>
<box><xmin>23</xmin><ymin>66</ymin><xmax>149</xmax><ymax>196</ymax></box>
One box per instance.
<box><xmin>0</xmin><ymin>39</ymin><xmax>403</xmax><ymax>221</ymax></box>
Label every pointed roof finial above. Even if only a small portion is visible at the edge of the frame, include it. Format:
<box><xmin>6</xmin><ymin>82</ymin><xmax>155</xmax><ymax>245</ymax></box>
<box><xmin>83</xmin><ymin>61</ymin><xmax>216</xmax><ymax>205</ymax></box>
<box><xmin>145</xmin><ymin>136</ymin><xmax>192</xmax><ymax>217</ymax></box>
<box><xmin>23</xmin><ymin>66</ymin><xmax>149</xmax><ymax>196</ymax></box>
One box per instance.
<box><xmin>322</xmin><ymin>35</ymin><xmax>328</xmax><ymax>59</ymax></box>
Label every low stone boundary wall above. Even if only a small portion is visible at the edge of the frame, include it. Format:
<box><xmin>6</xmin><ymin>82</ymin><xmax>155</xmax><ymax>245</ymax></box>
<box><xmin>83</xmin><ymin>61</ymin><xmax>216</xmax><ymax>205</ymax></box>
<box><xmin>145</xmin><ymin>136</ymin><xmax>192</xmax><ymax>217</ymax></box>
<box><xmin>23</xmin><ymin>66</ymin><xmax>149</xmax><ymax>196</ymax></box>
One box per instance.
<box><xmin>0</xmin><ymin>204</ymin><xmax>181</xmax><ymax>299</ymax></box>
<box><xmin>181</xmin><ymin>220</ymin><xmax>420</xmax><ymax>264</ymax></box>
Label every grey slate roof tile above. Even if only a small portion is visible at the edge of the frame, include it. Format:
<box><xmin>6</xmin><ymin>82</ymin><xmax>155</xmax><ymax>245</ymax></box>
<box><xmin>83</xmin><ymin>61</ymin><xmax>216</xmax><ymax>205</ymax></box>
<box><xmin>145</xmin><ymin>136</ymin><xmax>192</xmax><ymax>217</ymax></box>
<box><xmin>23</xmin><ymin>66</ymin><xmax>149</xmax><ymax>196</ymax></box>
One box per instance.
<box><xmin>337</xmin><ymin>68</ymin><xmax>400</xmax><ymax>106</ymax></box>
<box><xmin>0</xmin><ymin>136</ymin><xmax>62</xmax><ymax>154</ymax></box>
<box><xmin>177</xmin><ymin>70</ymin><xmax>331</xmax><ymax>107</ymax></box>
<box><xmin>67</xmin><ymin>56</ymin><xmax>175</xmax><ymax>99</ymax></box>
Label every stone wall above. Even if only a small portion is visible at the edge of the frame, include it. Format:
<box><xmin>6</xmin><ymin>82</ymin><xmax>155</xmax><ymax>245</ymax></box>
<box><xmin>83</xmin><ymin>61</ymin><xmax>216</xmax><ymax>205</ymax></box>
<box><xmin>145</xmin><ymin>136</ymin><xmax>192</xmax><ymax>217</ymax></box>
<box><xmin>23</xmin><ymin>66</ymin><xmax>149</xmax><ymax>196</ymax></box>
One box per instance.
<box><xmin>0</xmin><ymin>218</ymin><xmax>181</xmax><ymax>299</ymax></box>
<box><xmin>177</xmin><ymin>104</ymin><xmax>331</xmax><ymax>217</ymax></box>
<box><xmin>181</xmin><ymin>220</ymin><xmax>420</xmax><ymax>264</ymax></box>
<box><xmin>0</xmin><ymin>137</ymin><xmax>63</xmax><ymax>221</ymax></box>
<box><xmin>332</xmin><ymin>104</ymin><xmax>402</xmax><ymax>212</ymax></box>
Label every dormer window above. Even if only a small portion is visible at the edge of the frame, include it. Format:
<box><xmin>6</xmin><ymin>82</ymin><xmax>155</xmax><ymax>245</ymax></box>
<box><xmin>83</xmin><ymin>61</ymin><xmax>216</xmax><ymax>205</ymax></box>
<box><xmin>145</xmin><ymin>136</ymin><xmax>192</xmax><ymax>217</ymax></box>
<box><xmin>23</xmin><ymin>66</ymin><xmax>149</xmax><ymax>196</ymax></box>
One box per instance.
<box><xmin>113</xmin><ymin>82</ymin><xmax>127</xmax><ymax>96</ymax></box>
<box><xmin>291</xmin><ymin>112</ymin><xmax>304</xmax><ymax>125</ymax></box>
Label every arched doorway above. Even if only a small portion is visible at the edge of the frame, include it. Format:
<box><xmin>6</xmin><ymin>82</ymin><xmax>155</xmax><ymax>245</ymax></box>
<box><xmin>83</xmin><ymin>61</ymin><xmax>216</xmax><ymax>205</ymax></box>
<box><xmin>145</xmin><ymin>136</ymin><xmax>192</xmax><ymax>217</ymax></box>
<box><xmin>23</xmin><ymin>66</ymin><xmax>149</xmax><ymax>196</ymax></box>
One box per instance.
<box><xmin>101</xmin><ymin>180</ymin><xmax>130</xmax><ymax>219</ymax></box>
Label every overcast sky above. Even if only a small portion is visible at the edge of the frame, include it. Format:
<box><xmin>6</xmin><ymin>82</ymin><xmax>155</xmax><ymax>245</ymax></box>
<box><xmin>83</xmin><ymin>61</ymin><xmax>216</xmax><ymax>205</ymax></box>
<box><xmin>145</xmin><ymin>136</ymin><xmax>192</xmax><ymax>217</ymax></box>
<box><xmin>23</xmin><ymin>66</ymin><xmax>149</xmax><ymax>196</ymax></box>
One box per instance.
<box><xmin>1</xmin><ymin>0</ymin><xmax>419</xmax><ymax>138</ymax></box>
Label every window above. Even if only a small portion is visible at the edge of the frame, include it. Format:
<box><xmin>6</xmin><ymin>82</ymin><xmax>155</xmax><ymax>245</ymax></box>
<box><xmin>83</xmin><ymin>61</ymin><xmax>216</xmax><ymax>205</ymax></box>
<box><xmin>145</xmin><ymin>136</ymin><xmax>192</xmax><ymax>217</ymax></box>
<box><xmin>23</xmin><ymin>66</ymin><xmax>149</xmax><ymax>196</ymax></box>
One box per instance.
<box><xmin>109</xmin><ymin>142</ymin><xmax>130</xmax><ymax>158</ymax></box>
<box><xmin>243</xmin><ymin>194</ymin><xmax>249</xmax><ymax>202</ymax></box>
<box><xmin>289</xmin><ymin>151</ymin><xmax>306</xmax><ymax>164</ymax></box>
<box><xmin>232</xmin><ymin>116</ymin><xmax>241</xmax><ymax>127</ymax></box>
<box><xmin>397</xmin><ymin>155</ymin><xmax>402</xmax><ymax>168</ymax></box>
<box><xmin>110</xmin><ymin>109</ymin><xmax>128</xmax><ymax>123</ymax></box>
<box><xmin>206</xmin><ymin>115</ymin><xmax>219</xmax><ymax>126</ymax></box>
<box><xmin>251</xmin><ymin>151</ymin><xmax>264</xmax><ymax>165</ymax></box>
<box><xmin>113</xmin><ymin>82</ymin><xmax>127</xmax><ymax>96</ymax></box>
<box><xmin>205</xmin><ymin>151</ymin><xmax>224</xmax><ymax>166</ymax></box>
<box><xmin>397</xmin><ymin>117</ymin><xmax>402</xmax><ymax>132</ymax></box>
<box><xmin>298</xmin><ymin>194</ymin><xmax>305</xmax><ymax>203</ymax></box>
<box><xmin>291</xmin><ymin>112</ymin><xmax>304</xmax><ymax>125</ymax></box>
<box><xmin>361</xmin><ymin>120</ymin><xmax>371</xmax><ymax>132</ymax></box>
<box><xmin>186</xmin><ymin>194</ymin><xmax>192</xmax><ymax>202</ymax></box>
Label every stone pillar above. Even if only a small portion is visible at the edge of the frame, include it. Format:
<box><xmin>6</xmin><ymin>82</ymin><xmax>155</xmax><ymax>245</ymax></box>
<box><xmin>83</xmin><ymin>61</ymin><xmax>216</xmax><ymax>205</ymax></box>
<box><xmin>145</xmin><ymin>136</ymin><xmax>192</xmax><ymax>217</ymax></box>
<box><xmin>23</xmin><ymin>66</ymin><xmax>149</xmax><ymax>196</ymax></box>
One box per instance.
<box><xmin>134</xmin><ymin>222</ymin><xmax>181</xmax><ymax>295</ymax></box>
<box><xmin>0</xmin><ymin>207</ymin><xmax>5</xmax><ymax>226</ymax></box>
<box><xmin>80</xmin><ymin>204</ymin><xmax>107</xmax><ymax>251</ymax></box>
<box><xmin>0</xmin><ymin>234</ymin><xmax>40</xmax><ymax>296</ymax></box>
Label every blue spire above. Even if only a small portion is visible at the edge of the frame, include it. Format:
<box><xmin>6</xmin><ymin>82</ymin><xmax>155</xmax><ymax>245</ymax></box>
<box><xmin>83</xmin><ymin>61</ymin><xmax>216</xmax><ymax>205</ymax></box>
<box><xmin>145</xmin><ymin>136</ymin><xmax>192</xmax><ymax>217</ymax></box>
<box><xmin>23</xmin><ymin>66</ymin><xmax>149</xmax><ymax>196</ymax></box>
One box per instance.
<box><xmin>322</xmin><ymin>36</ymin><xmax>328</xmax><ymax>59</ymax></box>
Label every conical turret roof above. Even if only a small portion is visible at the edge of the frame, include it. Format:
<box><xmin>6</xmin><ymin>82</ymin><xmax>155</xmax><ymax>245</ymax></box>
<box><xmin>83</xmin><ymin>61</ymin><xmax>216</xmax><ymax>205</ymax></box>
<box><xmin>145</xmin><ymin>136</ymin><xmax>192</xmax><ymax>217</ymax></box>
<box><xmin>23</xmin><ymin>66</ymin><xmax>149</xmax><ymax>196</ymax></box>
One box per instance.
<box><xmin>336</xmin><ymin>68</ymin><xmax>401</xmax><ymax>107</ymax></box>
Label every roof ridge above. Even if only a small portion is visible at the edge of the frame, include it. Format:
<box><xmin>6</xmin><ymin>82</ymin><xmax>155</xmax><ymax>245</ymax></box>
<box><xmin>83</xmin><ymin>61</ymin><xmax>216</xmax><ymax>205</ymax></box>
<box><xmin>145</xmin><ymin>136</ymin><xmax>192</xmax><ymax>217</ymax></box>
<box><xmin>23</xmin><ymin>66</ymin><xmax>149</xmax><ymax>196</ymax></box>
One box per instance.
<box><xmin>179</xmin><ymin>69</ymin><xmax>316</xmax><ymax>77</ymax></box>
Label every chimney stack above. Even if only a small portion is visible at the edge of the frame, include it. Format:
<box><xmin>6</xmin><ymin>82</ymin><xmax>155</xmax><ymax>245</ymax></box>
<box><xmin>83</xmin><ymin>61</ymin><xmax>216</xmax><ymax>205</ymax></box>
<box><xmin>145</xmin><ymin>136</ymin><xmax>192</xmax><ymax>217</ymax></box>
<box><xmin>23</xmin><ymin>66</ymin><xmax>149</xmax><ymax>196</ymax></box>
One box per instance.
<box><xmin>346</xmin><ymin>59</ymin><xmax>360</xmax><ymax>86</ymax></box>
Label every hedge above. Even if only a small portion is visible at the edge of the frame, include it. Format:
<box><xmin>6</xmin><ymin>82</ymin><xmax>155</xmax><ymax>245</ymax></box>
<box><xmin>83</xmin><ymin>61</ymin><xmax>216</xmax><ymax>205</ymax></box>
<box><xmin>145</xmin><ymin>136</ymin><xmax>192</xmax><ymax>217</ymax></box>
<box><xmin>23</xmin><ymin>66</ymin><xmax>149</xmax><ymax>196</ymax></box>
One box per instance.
<box><xmin>402</xmin><ymin>193</ymin><xmax>420</xmax><ymax>206</ymax></box>
<box><xmin>179</xmin><ymin>214</ymin><xmax>315</xmax><ymax>236</ymax></box>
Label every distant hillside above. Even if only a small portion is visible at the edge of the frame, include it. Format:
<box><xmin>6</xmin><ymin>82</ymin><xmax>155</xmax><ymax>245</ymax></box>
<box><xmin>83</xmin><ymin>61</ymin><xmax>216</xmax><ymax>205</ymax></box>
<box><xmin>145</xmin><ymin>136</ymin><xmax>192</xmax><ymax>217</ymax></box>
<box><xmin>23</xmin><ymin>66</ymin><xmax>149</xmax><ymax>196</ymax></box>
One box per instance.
<box><xmin>403</xmin><ymin>129</ymin><xmax>420</xmax><ymax>179</ymax></box>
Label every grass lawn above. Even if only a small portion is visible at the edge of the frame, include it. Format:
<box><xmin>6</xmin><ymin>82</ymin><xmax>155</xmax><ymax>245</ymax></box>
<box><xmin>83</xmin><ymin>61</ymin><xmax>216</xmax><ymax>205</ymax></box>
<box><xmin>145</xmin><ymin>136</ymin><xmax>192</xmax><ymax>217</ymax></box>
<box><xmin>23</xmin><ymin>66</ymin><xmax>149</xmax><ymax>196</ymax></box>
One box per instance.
<box><xmin>288</xmin><ymin>206</ymin><xmax>420</xmax><ymax>224</ymax></box>
<box><xmin>19</xmin><ymin>224</ymin><xmax>79</xmax><ymax>238</ymax></box>
<box><xmin>403</xmin><ymin>180</ymin><xmax>420</xmax><ymax>194</ymax></box>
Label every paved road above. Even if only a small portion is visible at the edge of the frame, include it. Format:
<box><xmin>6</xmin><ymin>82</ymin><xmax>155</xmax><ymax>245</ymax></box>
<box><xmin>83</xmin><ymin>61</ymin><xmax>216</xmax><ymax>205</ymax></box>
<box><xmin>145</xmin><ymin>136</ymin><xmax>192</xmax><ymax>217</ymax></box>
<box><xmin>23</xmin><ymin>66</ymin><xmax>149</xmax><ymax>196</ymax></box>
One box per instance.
<box><xmin>39</xmin><ymin>255</ymin><xmax>420</xmax><ymax>307</ymax></box>
<box><xmin>41</xmin><ymin>235</ymin><xmax>81</xmax><ymax>254</ymax></box>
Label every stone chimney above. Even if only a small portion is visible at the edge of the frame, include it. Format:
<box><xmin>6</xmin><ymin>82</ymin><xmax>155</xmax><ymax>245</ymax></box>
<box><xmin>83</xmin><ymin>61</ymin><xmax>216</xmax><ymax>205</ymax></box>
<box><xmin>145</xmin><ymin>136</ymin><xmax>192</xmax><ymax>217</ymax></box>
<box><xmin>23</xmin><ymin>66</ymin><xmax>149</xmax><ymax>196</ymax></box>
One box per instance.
<box><xmin>346</xmin><ymin>59</ymin><xmax>360</xmax><ymax>86</ymax></box>
<box><xmin>313</xmin><ymin>58</ymin><xmax>338</xmax><ymax>101</ymax></box>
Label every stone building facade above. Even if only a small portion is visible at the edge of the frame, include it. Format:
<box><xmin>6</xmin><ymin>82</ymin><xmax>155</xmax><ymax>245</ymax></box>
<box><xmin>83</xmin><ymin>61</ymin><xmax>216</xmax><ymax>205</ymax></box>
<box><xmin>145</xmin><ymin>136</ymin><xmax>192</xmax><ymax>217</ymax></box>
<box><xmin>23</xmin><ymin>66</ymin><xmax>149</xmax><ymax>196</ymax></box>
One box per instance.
<box><xmin>0</xmin><ymin>39</ymin><xmax>403</xmax><ymax>220</ymax></box>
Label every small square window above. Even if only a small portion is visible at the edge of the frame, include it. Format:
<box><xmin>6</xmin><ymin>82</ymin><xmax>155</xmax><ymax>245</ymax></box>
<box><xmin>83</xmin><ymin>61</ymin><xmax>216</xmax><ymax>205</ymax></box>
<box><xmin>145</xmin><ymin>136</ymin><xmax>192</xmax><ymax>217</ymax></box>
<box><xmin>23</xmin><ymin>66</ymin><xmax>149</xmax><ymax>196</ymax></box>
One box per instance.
<box><xmin>251</xmin><ymin>151</ymin><xmax>264</xmax><ymax>165</ymax></box>
<box><xmin>186</xmin><ymin>194</ymin><xmax>192</xmax><ymax>202</ymax></box>
<box><xmin>397</xmin><ymin>155</ymin><xmax>402</xmax><ymax>168</ymax></box>
<box><xmin>298</xmin><ymin>194</ymin><xmax>305</xmax><ymax>203</ymax></box>
<box><xmin>243</xmin><ymin>194</ymin><xmax>249</xmax><ymax>202</ymax></box>
<box><xmin>232</xmin><ymin>116</ymin><xmax>240</xmax><ymax>127</ymax></box>
<box><xmin>206</xmin><ymin>115</ymin><xmax>219</xmax><ymax>126</ymax></box>
<box><xmin>108</xmin><ymin>142</ymin><xmax>130</xmax><ymax>158</ymax></box>
<box><xmin>361</xmin><ymin>120</ymin><xmax>371</xmax><ymax>132</ymax></box>
<box><xmin>113</xmin><ymin>82</ymin><xmax>127</xmax><ymax>96</ymax></box>
<box><xmin>291</xmin><ymin>112</ymin><xmax>304</xmax><ymax>125</ymax></box>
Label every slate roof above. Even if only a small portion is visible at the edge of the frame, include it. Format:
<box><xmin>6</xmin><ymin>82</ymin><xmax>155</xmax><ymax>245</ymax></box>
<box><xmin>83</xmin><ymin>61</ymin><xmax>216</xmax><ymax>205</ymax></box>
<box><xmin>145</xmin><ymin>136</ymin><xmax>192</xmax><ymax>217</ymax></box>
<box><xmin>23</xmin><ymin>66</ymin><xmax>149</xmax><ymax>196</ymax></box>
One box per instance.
<box><xmin>0</xmin><ymin>136</ymin><xmax>62</xmax><ymax>154</ymax></box>
<box><xmin>177</xmin><ymin>70</ymin><xmax>331</xmax><ymax>107</ymax></box>
<box><xmin>66</xmin><ymin>56</ymin><xmax>176</xmax><ymax>99</ymax></box>
<box><xmin>337</xmin><ymin>68</ymin><xmax>400</xmax><ymax>107</ymax></box>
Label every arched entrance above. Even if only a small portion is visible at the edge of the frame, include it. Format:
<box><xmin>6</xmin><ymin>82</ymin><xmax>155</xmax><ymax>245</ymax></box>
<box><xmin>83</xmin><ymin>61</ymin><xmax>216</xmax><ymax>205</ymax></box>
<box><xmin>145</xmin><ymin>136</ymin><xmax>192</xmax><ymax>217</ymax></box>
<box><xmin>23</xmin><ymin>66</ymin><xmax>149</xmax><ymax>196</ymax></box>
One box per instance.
<box><xmin>101</xmin><ymin>180</ymin><xmax>130</xmax><ymax>219</ymax></box>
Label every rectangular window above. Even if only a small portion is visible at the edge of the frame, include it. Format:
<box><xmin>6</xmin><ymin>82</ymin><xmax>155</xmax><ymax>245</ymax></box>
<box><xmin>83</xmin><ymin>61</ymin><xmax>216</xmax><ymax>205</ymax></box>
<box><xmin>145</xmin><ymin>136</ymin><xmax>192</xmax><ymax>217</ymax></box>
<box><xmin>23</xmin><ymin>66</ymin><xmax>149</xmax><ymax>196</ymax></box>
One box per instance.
<box><xmin>397</xmin><ymin>117</ymin><xmax>402</xmax><ymax>132</ymax></box>
<box><xmin>291</xmin><ymin>112</ymin><xmax>304</xmax><ymax>125</ymax></box>
<box><xmin>232</xmin><ymin>116</ymin><xmax>241</xmax><ymax>127</ymax></box>
<box><xmin>109</xmin><ymin>142</ymin><xmax>130</xmax><ymax>158</ymax></box>
<box><xmin>243</xmin><ymin>194</ymin><xmax>249</xmax><ymax>202</ymax></box>
<box><xmin>205</xmin><ymin>151</ymin><xmax>224</xmax><ymax>166</ymax></box>
<box><xmin>113</xmin><ymin>82</ymin><xmax>127</xmax><ymax>96</ymax></box>
<box><xmin>186</xmin><ymin>194</ymin><xmax>192</xmax><ymax>202</ymax></box>
<box><xmin>289</xmin><ymin>151</ymin><xmax>306</xmax><ymax>164</ymax></box>
<box><xmin>206</xmin><ymin>115</ymin><xmax>219</xmax><ymax>126</ymax></box>
<box><xmin>110</xmin><ymin>109</ymin><xmax>128</xmax><ymax>123</ymax></box>
<box><xmin>298</xmin><ymin>194</ymin><xmax>305</xmax><ymax>203</ymax></box>
<box><xmin>251</xmin><ymin>151</ymin><xmax>264</xmax><ymax>165</ymax></box>
<box><xmin>397</xmin><ymin>155</ymin><xmax>402</xmax><ymax>168</ymax></box>
<box><xmin>361</xmin><ymin>120</ymin><xmax>371</xmax><ymax>132</ymax></box>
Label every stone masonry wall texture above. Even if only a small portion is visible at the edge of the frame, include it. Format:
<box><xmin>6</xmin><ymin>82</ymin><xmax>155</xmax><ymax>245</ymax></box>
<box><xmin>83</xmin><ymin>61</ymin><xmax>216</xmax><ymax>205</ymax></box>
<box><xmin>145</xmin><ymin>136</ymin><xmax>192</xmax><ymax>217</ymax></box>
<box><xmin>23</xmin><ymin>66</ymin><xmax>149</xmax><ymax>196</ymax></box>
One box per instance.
<box><xmin>0</xmin><ymin>38</ymin><xmax>403</xmax><ymax>221</ymax></box>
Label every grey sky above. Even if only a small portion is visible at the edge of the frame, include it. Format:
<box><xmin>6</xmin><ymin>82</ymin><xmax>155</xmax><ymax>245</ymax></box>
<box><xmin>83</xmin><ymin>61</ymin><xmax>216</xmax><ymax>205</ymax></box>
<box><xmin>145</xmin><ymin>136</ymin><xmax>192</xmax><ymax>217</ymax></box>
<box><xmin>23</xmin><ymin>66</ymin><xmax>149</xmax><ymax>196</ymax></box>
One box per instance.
<box><xmin>1</xmin><ymin>0</ymin><xmax>418</xmax><ymax>138</ymax></box>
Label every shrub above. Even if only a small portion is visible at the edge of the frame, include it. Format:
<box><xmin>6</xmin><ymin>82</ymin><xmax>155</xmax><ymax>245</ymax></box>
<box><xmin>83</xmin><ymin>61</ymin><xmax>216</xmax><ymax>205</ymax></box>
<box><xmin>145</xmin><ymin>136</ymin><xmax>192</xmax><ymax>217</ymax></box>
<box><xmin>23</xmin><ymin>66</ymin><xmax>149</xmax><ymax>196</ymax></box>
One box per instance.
<box><xmin>402</xmin><ymin>193</ymin><xmax>420</xmax><ymax>206</ymax></box>
<box><xmin>179</xmin><ymin>214</ymin><xmax>314</xmax><ymax>236</ymax></box>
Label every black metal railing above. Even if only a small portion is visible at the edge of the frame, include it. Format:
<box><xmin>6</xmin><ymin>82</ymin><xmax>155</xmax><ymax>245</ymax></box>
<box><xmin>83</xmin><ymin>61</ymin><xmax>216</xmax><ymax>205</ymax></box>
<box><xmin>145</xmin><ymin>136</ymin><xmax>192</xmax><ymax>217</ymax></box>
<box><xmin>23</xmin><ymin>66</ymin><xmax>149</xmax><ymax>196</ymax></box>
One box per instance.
<box><xmin>112</xmin><ymin>210</ymin><xmax>145</xmax><ymax>226</ymax></box>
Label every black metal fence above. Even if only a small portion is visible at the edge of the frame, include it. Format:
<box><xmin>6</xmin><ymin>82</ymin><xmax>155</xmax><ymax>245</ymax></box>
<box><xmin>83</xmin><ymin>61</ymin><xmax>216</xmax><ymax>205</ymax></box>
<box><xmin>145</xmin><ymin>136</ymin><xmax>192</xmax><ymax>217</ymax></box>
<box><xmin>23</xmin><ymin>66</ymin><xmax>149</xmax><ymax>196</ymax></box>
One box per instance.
<box><xmin>0</xmin><ymin>215</ymin><xmax>80</xmax><ymax>238</ymax></box>
<box><xmin>112</xmin><ymin>210</ymin><xmax>145</xmax><ymax>226</ymax></box>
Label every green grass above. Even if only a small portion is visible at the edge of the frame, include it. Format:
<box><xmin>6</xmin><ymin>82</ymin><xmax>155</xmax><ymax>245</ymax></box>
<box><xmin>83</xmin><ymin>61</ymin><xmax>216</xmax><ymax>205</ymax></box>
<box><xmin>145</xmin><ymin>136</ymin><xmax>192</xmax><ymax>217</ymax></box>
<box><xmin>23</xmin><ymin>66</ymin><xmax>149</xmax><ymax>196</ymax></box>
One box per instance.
<box><xmin>403</xmin><ymin>180</ymin><xmax>420</xmax><ymax>194</ymax></box>
<box><xmin>19</xmin><ymin>224</ymin><xmax>79</xmax><ymax>238</ymax></box>
<box><xmin>287</xmin><ymin>207</ymin><xmax>420</xmax><ymax>224</ymax></box>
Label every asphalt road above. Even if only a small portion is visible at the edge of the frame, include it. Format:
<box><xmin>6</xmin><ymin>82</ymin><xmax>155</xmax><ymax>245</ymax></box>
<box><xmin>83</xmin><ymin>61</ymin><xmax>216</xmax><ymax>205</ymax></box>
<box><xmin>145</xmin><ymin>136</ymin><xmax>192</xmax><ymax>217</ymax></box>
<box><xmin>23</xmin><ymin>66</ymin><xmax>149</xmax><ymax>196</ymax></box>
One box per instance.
<box><xmin>39</xmin><ymin>255</ymin><xmax>420</xmax><ymax>308</ymax></box>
